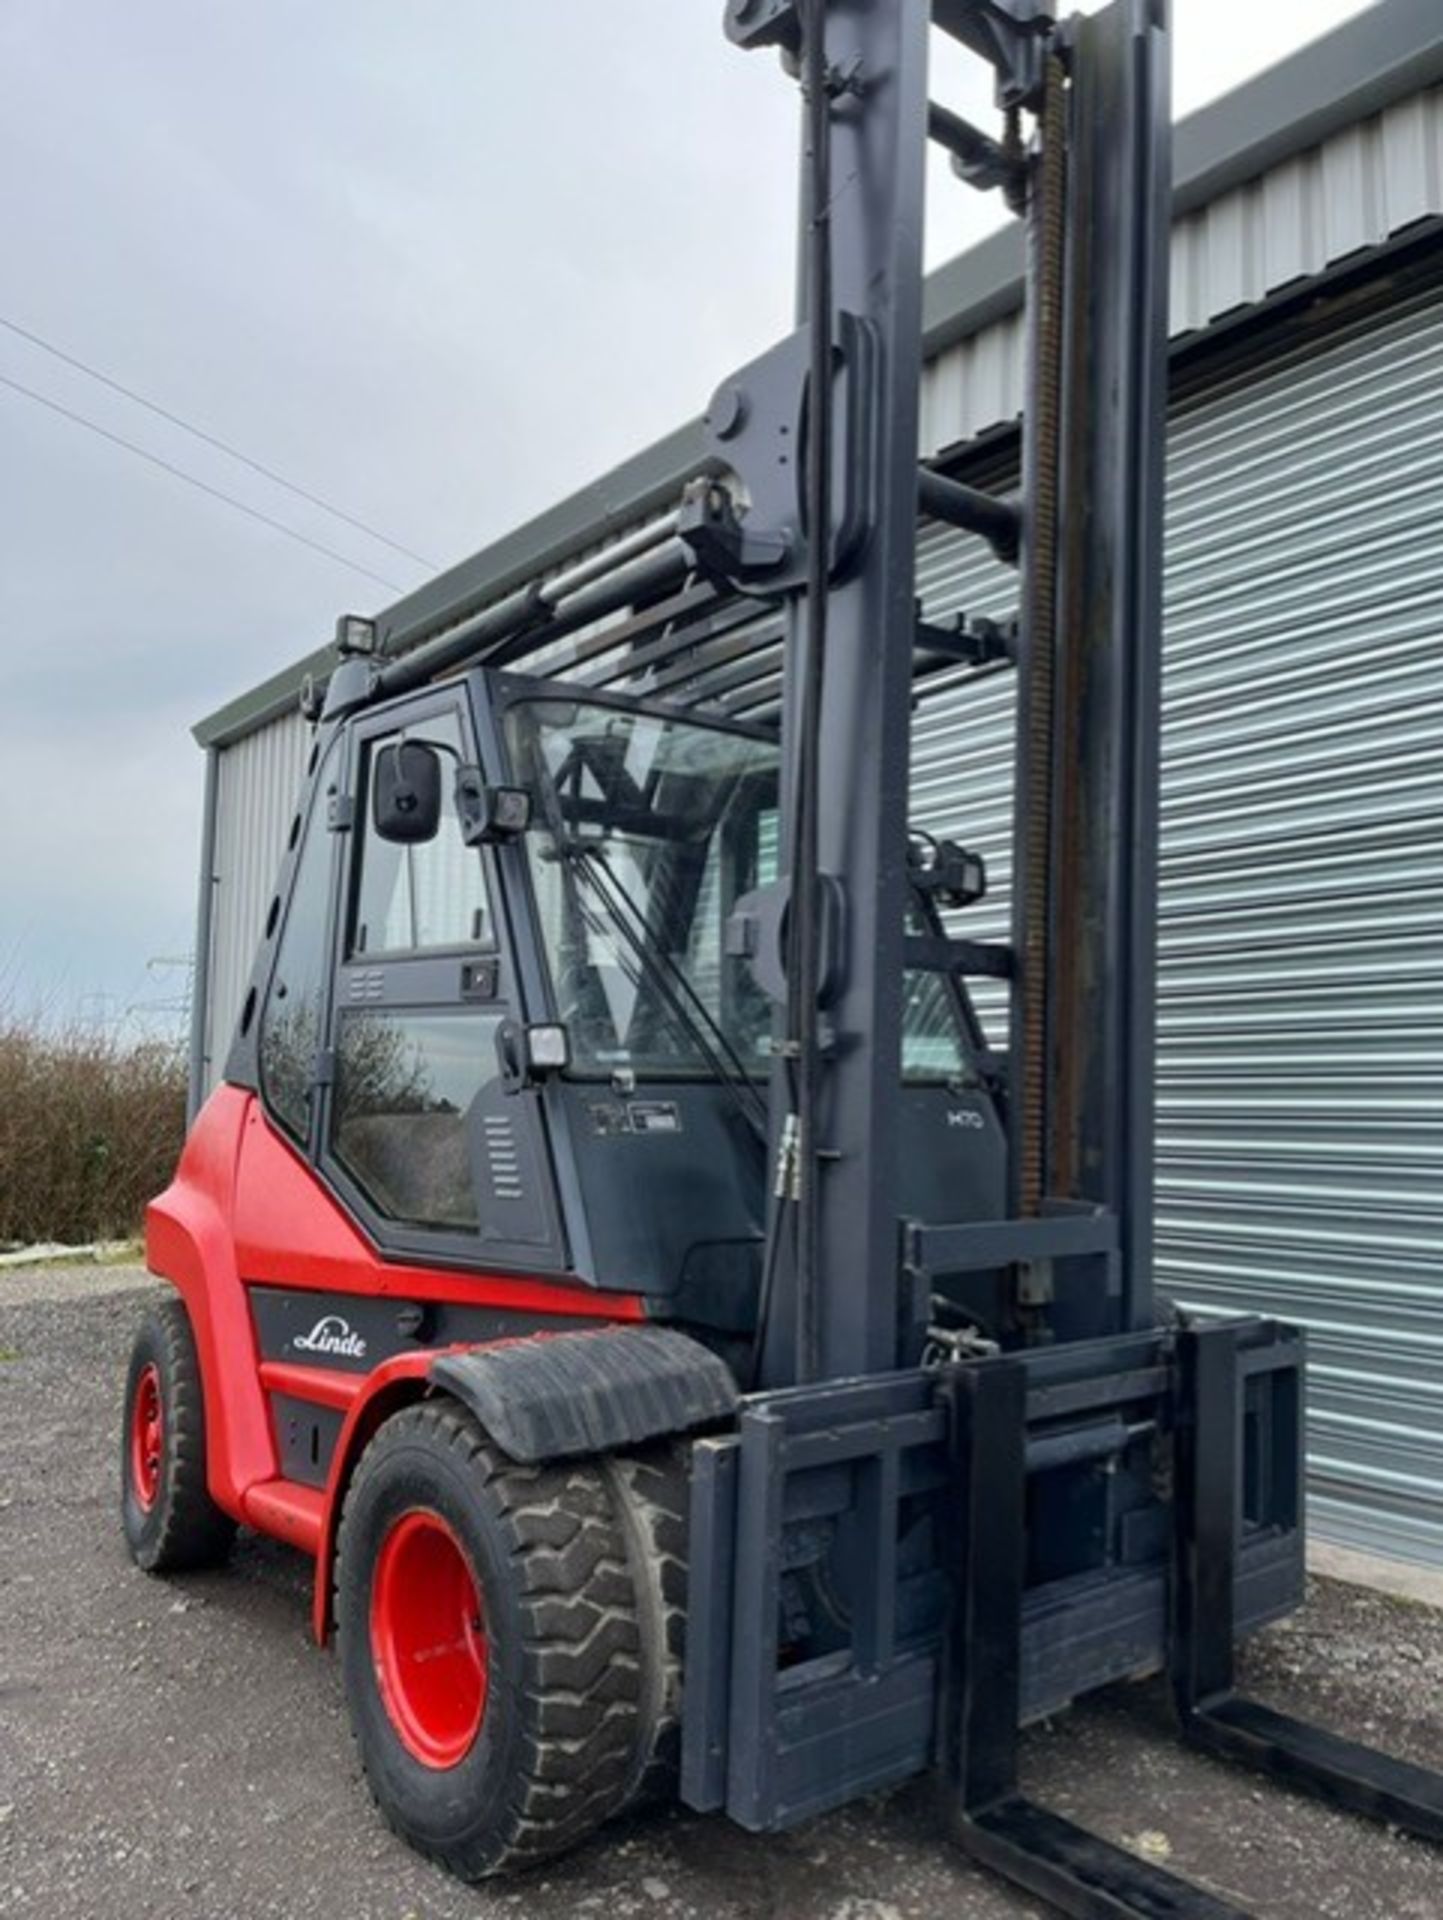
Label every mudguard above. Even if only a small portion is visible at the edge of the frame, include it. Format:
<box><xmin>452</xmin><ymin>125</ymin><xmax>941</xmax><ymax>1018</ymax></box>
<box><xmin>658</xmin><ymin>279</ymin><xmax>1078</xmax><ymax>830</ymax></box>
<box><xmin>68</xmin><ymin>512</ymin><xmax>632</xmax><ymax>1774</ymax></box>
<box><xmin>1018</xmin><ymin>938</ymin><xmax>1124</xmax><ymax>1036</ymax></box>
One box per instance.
<box><xmin>430</xmin><ymin>1325</ymin><xmax>738</xmax><ymax>1463</ymax></box>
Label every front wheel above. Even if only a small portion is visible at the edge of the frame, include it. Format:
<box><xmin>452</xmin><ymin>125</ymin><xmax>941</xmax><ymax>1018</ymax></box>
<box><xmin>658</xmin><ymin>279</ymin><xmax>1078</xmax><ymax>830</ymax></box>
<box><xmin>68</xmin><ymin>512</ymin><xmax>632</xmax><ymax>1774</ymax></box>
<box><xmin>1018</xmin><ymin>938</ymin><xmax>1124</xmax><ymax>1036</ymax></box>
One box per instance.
<box><xmin>120</xmin><ymin>1297</ymin><xmax>237</xmax><ymax>1572</ymax></box>
<box><xmin>335</xmin><ymin>1401</ymin><xmax>645</xmax><ymax>1878</ymax></box>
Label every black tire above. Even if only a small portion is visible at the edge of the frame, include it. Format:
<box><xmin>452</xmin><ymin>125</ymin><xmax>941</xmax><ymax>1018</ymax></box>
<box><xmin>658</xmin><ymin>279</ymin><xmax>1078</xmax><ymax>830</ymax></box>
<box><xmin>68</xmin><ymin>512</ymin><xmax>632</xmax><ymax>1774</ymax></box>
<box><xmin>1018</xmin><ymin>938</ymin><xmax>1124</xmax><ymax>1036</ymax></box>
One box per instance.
<box><xmin>120</xmin><ymin>1297</ymin><xmax>237</xmax><ymax>1573</ymax></box>
<box><xmin>605</xmin><ymin>1444</ymin><xmax>689</xmax><ymax>1809</ymax></box>
<box><xmin>335</xmin><ymin>1401</ymin><xmax>644</xmax><ymax>1879</ymax></box>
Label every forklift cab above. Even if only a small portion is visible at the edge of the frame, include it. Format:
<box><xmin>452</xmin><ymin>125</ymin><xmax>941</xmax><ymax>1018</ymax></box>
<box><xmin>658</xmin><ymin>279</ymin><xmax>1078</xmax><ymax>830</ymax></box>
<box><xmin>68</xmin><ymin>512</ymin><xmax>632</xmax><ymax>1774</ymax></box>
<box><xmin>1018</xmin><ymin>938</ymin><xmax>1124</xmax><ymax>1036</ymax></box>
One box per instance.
<box><xmin>236</xmin><ymin>668</ymin><xmax>1010</xmax><ymax>1357</ymax></box>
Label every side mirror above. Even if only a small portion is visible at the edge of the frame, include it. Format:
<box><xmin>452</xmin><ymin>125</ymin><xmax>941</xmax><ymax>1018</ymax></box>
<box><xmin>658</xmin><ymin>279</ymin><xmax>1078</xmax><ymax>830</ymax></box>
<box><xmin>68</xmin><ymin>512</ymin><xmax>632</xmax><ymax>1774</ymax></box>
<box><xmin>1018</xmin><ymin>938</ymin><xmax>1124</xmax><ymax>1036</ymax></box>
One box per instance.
<box><xmin>372</xmin><ymin>741</ymin><xmax>442</xmax><ymax>844</ymax></box>
<box><xmin>456</xmin><ymin>765</ymin><xmax>532</xmax><ymax>846</ymax></box>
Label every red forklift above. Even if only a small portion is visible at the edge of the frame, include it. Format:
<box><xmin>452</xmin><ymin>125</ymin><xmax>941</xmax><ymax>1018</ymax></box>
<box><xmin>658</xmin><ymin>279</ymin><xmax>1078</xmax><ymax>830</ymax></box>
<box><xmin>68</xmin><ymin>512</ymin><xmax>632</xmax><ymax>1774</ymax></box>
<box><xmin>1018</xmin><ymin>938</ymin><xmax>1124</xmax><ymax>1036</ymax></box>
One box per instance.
<box><xmin>120</xmin><ymin>3</ymin><xmax>1443</xmax><ymax>1912</ymax></box>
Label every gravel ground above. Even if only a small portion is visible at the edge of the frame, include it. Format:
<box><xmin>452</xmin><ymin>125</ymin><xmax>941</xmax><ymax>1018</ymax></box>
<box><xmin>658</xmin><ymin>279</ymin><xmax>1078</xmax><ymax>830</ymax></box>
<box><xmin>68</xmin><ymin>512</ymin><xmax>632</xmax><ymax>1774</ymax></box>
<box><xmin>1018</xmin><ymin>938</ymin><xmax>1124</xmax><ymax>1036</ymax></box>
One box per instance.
<box><xmin>2</xmin><ymin>1266</ymin><xmax>1441</xmax><ymax>1920</ymax></box>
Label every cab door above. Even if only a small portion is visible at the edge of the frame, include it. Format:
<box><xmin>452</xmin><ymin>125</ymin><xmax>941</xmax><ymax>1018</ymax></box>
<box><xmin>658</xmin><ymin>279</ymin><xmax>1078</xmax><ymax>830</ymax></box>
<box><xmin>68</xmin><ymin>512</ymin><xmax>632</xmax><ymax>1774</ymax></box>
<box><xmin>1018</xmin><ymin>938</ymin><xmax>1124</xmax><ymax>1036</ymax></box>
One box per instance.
<box><xmin>319</xmin><ymin>687</ymin><xmax>566</xmax><ymax>1272</ymax></box>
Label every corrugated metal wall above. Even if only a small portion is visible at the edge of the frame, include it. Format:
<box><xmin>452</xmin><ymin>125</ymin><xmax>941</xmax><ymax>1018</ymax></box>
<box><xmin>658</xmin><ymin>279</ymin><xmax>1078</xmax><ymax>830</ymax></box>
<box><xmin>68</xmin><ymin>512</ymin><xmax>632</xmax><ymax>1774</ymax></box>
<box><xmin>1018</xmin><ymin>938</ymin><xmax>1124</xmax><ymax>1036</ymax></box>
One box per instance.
<box><xmin>911</xmin><ymin>290</ymin><xmax>1443</xmax><ymax>1568</ymax></box>
<box><xmin>205</xmin><ymin>708</ymin><xmax>310</xmax><ymax>1088</ymax></box>
<box><xmin>919</xmin><ymin>83</ymin><xmax>1443</xmax><ymax>453</ymax></box>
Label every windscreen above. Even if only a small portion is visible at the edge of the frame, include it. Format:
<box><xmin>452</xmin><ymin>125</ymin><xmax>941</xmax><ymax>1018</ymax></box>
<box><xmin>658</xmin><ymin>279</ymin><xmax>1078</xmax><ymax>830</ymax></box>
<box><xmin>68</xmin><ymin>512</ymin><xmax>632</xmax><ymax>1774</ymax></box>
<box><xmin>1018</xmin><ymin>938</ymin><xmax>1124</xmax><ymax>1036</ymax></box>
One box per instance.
<box><xmin>507</xmin><ymin>698</ymin><xmax>778</xmax><ymax>1077</ymax></box>
<box><xmin>506</xmin><ymin>695</ymin><xmax>973</xmax><ymax>1084</ymax></box>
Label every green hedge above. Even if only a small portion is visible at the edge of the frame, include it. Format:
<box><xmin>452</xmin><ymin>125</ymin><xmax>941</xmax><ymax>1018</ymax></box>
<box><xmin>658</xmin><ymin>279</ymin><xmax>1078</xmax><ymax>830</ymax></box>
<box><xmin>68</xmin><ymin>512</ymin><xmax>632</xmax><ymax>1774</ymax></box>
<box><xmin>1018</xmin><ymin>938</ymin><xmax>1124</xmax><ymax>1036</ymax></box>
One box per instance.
<box><xmin>0</xmin><ymin>1021</ymin><xmax>187</xmax><ymax>1246</ymax></box>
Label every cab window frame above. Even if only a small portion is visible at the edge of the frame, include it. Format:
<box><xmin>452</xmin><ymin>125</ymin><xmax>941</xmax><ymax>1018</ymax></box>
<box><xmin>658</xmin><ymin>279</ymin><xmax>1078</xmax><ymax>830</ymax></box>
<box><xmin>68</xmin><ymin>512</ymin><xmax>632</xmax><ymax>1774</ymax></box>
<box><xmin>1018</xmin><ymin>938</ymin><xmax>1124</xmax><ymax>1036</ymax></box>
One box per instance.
<box><xmin>311</xmin><ymin>682</ymin><xmax>568</xmax><ymax>1274</ymax></box>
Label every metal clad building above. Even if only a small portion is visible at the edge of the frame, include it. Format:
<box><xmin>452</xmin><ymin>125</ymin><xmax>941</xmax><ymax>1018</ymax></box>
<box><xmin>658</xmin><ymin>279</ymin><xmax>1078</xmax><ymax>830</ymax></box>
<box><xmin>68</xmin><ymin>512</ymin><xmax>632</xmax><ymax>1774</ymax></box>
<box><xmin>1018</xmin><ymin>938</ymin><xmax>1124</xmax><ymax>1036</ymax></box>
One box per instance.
<box><xmin>192</xmin><ymin>1</ymin><xmax>1443</xmax><ymax>1570</ymax></box>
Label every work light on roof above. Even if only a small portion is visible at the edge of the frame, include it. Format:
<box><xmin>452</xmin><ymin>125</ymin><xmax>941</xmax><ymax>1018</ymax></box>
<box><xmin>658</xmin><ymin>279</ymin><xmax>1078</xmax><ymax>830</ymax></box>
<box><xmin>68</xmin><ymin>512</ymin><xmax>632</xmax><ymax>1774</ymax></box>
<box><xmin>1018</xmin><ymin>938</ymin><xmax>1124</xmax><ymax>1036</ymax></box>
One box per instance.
<box><xmin>335</xmin><ymin>613</ymin><xmax>378</xmax><ymax>656</ymax></box>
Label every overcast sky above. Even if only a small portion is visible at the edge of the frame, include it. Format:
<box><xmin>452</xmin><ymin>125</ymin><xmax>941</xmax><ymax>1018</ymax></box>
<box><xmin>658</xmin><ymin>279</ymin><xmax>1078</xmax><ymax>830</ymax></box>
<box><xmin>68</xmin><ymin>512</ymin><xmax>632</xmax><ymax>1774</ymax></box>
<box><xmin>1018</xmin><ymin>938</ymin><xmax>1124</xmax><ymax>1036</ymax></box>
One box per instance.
<box><xmin>0</xmin><ymin>0</ymin><xmax>1378</xmax><ymax>1036</ymax></box>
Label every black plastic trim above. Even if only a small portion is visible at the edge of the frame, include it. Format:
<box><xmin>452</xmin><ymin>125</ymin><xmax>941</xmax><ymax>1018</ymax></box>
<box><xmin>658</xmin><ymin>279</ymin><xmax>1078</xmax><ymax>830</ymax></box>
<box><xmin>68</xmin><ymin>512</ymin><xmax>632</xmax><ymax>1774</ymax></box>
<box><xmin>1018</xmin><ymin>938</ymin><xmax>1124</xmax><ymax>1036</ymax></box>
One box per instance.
<box><xmin>431</xmin><ymin>1325</ymin><xmax>738</xmax><ymax>1463</ymax></box>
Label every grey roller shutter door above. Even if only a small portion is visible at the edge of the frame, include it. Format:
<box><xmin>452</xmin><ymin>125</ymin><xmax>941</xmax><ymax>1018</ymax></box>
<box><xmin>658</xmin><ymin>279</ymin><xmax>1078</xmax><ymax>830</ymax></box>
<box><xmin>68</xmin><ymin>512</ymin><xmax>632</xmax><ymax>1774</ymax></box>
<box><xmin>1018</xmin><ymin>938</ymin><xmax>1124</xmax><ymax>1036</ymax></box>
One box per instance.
<box><xmin>909</xmin><ymin>289</ymin><xmax>1443</xmax><ymax>1570</ymax></box>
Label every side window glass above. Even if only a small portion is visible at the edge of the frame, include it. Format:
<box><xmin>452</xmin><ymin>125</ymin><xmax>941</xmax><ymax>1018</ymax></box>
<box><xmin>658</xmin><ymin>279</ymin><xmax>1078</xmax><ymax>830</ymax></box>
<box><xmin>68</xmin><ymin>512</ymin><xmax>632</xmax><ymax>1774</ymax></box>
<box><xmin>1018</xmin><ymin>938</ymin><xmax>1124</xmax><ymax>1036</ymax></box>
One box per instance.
<box><xmin>351</xmin><ymin>710</ymin><xmax>492</xmax><ymax>955</ymax></box>
<box><xmin>331</xmin><ymin>1010</ymin><xmax>500</xmax><ymax>1232</ymax></box>
<box><xmin>259</xmin><ymin>737</ymin><xmax>339</xmax><ymax>1143</ymax></box>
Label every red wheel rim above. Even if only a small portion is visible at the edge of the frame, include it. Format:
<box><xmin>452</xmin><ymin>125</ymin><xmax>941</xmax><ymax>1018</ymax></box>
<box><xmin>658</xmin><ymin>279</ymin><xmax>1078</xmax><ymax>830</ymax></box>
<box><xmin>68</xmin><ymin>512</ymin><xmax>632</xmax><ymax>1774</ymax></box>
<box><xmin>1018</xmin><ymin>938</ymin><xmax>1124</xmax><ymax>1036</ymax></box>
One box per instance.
<box><xmin>369</xmin><ymin>1509</ymin><xmax>488</xmax><ymax>1769</ymax></box>
<box><xmin>130</xmin><ymin>1362</ymin><xmax>164</xmax><ymax>1511</ymax></box>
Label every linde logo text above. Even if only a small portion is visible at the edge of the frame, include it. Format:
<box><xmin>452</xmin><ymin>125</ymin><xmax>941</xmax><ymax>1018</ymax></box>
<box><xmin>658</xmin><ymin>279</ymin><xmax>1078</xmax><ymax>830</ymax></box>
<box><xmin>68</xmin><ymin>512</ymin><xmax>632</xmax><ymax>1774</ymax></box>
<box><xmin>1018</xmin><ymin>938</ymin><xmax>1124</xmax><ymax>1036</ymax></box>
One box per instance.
<box><xmin>292</xmin><ymin>1315</ymin><xmax>368</xmax><ymax>1359</ymax></box>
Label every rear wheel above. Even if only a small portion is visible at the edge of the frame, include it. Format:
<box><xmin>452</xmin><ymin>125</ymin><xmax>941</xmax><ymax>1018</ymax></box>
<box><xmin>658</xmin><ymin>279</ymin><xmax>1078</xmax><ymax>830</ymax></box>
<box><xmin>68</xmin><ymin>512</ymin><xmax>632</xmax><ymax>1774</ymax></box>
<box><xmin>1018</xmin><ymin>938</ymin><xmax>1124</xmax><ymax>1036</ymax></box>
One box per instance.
<box><xmin>335</xmin><ymin>1401</ymin><xmax>644</xmax><ymax>1878</ymax></box>
<box><xmin>120</xmin><ymin>1297</ymin><xmax>237</xmax><ymax>1573</ymax></box>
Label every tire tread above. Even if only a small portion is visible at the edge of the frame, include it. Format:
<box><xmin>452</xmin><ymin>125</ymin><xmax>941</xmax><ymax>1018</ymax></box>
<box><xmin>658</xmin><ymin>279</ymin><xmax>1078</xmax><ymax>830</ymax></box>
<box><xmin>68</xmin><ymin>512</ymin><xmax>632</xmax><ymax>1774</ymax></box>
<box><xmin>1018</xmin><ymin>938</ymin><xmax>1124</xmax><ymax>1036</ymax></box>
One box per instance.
<box><xmin>122</xmin><ymin>1297</ymin><xmax>236</xmax><ymax>1574</ymax></box>
<box><xmin>606</xmin><ymin>1444</ymin><xmax>690</xmax><ymax>1808</ymax></box>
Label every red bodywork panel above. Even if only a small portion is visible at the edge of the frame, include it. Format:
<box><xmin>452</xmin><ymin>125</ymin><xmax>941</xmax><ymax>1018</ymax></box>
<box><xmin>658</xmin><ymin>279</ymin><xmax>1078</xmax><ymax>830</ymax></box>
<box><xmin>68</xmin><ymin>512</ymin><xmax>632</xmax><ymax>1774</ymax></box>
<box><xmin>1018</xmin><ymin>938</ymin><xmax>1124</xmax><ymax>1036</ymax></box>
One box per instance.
<box><xmin>146</xmin><ymin>1084</ymin><xmax>648</xmax><ymax>1638</ymax></box>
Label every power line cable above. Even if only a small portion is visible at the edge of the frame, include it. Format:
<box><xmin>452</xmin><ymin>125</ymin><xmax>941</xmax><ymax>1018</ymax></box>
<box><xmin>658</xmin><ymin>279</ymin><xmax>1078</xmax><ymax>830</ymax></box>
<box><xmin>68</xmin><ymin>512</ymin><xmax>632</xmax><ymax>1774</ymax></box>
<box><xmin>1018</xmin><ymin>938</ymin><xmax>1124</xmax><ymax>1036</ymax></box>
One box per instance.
<box><xmin>0</xmin><ymin>311</ymin><xmax>437</xmax><ymax>570</ymax></box>
<box><xmin>0</xmin><ymin>369</ymin><xmax>406</xmax><ymax>593</ymax></box>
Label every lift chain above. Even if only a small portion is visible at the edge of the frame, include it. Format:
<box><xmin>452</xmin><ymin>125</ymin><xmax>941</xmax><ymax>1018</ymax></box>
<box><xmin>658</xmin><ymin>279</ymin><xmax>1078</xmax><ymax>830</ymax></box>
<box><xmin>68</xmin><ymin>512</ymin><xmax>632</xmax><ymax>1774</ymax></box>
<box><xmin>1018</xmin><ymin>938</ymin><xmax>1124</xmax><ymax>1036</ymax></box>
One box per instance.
<box><xmin>1015</xmin><ymin>50</ymin><xmax>1067</xmax><ymax>1227</ymax></box>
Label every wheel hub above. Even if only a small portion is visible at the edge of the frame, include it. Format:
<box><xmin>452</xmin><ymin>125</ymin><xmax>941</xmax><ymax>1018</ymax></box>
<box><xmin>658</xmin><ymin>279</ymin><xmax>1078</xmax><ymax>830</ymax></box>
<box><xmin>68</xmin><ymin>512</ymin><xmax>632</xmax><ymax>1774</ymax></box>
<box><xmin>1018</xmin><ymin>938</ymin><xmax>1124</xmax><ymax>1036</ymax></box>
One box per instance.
<box><xmin>130</xmin><ymin>1361</ymin><xmax>164</xmax><ymax>1511</ymax></box>
<box><xmin>369</xmin><ymin>1509</ymin><xmax>488</xmax><ymax>1769</ymax></box>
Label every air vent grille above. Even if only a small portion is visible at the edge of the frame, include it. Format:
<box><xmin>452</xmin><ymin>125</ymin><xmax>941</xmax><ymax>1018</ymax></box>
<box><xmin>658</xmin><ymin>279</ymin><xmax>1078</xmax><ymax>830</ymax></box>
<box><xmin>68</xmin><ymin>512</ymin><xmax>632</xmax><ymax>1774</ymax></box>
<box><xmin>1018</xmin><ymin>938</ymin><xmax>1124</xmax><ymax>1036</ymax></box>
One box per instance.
<box><xmin>483</xmin><ymin>1116</ymin><xmax>524</xmax><ymax>1201</ymax></box>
